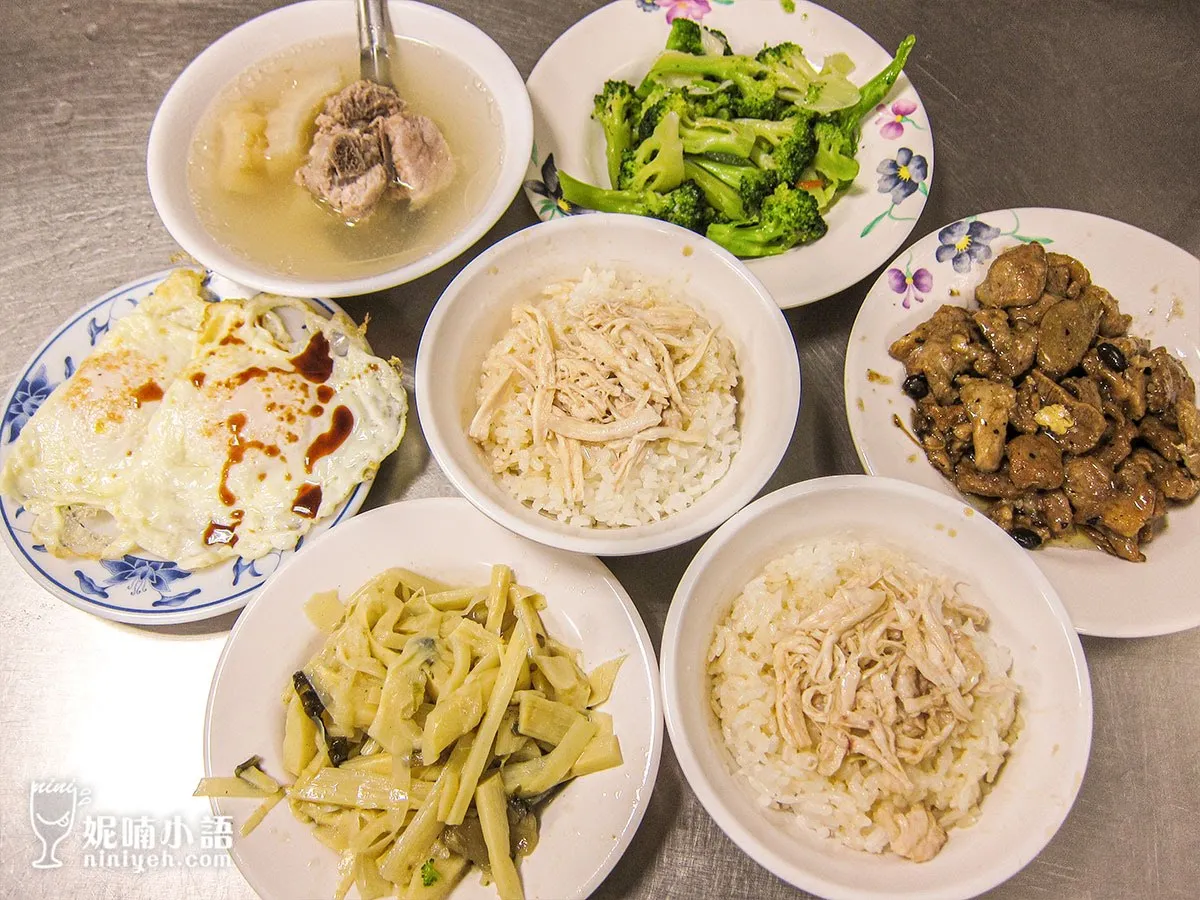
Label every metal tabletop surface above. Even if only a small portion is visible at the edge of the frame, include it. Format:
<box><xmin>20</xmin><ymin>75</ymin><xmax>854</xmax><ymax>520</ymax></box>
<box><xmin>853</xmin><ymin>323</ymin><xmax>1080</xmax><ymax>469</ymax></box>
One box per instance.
<box><xmin>1</xmin><ymin>1</ymin><xmax>1198</xmax><ymax>898</ymax></box>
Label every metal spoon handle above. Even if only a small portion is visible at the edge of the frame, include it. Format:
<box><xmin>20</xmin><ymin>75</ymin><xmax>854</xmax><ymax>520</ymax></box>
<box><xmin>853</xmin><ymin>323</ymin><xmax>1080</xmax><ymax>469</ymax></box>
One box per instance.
<box><xmin>357</xmin><ymin>0</ymin><xmax>393</xmax><ymax>87</ymax></box>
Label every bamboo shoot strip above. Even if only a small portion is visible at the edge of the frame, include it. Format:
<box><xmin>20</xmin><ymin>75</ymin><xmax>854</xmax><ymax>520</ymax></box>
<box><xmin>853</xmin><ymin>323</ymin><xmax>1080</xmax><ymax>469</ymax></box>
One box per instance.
<box><xmin>476</xmin><ymin>773</ymin><xmax>525</xmax><ymax>900</ymax></box>
<box><xmin>485</xmin><ymin>564</ymin><xmax>513</xmax><ymax>633</ymax></box>
<box><xmin>445</xmin><ymin>630</ymin><xmax>529</xmax><ymax>824</ymax></box>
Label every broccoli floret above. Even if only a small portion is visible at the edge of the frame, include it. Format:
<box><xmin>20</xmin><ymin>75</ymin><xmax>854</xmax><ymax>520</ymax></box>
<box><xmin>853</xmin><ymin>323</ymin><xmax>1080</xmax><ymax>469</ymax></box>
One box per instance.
<box><xmin>558</xmin><ymin>170</ymin><xmax>709</xmax><ymax>233</ymax></box>
<box><xmin>810</xmin><ymin>118</ymin><xmax>861</xmax><ymax>185</ymax></box>
<box><xmin>687</xmin><ymin>158</ymin><xmax>780</xmax><ymax>216</ymax></box>
<box><xmin>665</xmin><ymin>18</ymin><xmax>732</xmax><ymax>56</ymax></box>
<box><xmin>705</xmin><ymin>183</ymin><xmax>827</xmax><ymax>257</ymax></box>
<box><xmin>745</xmin><ymin>115</ymin><xmax>817</xmax><ymax>185</ymax></box>
<box><xmin>637</xmin><ymin>88</ymin><xmax>757</xmax><ymax>157</ymax></box>
<box><xmin>755</xmin><ymin>41</ymin><xmax>820</xmax><ymax>94</ymax></box>
<box><xmin>616</xmin><ymin>110</ymin><xmax>685</xmax><ymax>192</ymax></box>
<box><xmin>592</xmin><ymin>80</ymin><xmax>638</xmax><ymax>188</ymax></box>
<box><xmin>665</xmin><ymin>19</ymin><xmax>704</xmax><ymax>54</ymax></box>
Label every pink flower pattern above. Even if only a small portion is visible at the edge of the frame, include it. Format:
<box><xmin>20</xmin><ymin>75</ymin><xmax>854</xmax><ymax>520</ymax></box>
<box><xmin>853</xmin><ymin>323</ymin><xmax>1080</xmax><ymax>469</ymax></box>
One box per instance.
<box><xmin>875</xmin><ymin>99</ymin><xmax>920</xmax><ymax>140</ymax></box>
<box><xmin>656</xmin><ymin>0</ymin><xmax>712</xmax><ymax>21</ymax></box>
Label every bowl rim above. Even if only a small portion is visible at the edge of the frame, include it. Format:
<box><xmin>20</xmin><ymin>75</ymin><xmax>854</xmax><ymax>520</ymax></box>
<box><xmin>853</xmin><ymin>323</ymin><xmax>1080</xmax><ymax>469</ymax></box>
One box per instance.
<box><xmin>415</xmin><ymin>212</ymin><xmax>802</xmax><ymax>556</ymax></box>
<box><xmin>660</xmin><ymin>474</ymin><xmax>1094</xmax><ymax>899</ymax></box>
<box><xmin>146</xmin><ymin>0</ymin><xmax>533</xmax><ymax>297</ymax></box>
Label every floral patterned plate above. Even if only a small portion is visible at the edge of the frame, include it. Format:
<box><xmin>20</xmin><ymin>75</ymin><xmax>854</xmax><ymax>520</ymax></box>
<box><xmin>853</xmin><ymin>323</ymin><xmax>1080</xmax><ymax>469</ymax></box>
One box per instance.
<box><xmin>844</xmin><ymin>208</ymin><xmax>1200</xmax><ymax>637</ymax></box>
<box><xmin>522</xmin><ymin>0</ymin><xmax>933</xmax><ymax>308</ymax></box>
<box><xmin>0</xmin><ymin>269</ymin><xmax>370</xmax><ymax>626</ymax></box>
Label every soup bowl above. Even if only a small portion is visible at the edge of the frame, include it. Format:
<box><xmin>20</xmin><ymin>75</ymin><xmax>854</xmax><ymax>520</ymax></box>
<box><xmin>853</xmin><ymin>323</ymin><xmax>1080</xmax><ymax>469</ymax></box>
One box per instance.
<box><xmin>148</xmin><ymin>0</ymin><xmax>532</xmax><ymax>297</ymax></box>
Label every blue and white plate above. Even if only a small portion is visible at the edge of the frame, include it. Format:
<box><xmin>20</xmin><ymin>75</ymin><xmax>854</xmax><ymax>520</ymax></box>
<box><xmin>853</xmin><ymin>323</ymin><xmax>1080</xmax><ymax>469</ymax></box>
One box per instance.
<box><xmin>0</xmin><ymin>269</ymin><xmax>370</xmax><ymax>626</ymax></box>
<box><xmin>523</xmin><ymin>0</ymin><xmax>934</xmax><ymax>308</ymax></box>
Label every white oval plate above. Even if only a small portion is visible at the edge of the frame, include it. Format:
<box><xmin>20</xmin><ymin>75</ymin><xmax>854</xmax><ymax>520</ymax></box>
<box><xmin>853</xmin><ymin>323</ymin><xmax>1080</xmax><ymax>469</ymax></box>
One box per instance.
<box><xmin>0</xmin><ymin>269</ymin><xmax>369</xmax><ymax>626</ymax></box>
<box><xmin>662</xmin><ymin>476</ymin><xmax>1092</xmax><ymax>900</ymax></box>
<box><xmin>523</xmin><ymin>0</ymin><xmax>933</xmax><ymax>308</ymax></box>
<box><xmin>204</xmin><ymin>497</ymin><xmax>663</xmax><ymax>900</ymax></box>
<box><xmin>845</xmin><ymin>208</ymin><xmax>1200</xmax><ymax>638</ymax></box>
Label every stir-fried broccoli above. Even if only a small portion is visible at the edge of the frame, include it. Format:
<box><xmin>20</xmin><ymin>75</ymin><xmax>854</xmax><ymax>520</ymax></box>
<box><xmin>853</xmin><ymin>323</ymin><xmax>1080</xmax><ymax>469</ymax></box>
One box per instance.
<box><xmin>687</xmin><ymin>158</ymin><xmax>780</xmax><ymax>216</ymax></box>
<box><xmin>558</xmin><ymin>171</ymin><xmax>709</xmax><ymax>233</ymax></box>
<box><xmin>567</xmin><ymin>24</ymin><xmax>916</xmax><ymax>258</ymax></box>
<box><xmin>636</xmin><ymin>88</ymin><xmax>757</xmax><ymax>157</ymax></box>
<box><xmin>618</xmin><ymin>110</ymin><xmax>685</xmax><ymax>192</ymax></box>
<box><xmin>706</xmin><ymin>183</ymin><xmax>828</xmax><ymax>257</ymax></box>
<box><xmin>592</xmin><ymin>80</ymin><xmax>637</xmax><ymax>188</ymax></box>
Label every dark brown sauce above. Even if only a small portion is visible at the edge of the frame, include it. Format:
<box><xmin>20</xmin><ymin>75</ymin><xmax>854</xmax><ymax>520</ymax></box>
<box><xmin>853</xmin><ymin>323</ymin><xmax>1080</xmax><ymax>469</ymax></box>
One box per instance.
<box><xmin>891</xmin><ymin>413</ymin><xmax>923</xmax><ymax>449</ymax></box>
<box><xmin>203</xmin><ymin>522</ymin><xmax>239</xmax><ymax>546</ymax></box>
<box><xmin>291</xmin><ymin>331</ymin><xmax>334</xmax><ymax>383</ymax></box>
<box><xmin>292</xmin><ymin>482</ymin><xmax>323</xmax><ymax>518</ymax></box>
<box><xmin>219</xmin><ymin>413</ymin><xmax>282</xmax><ymax>506</ymax></box>
<box><xmin>191</xmin><ymin>372</ymin><xmax>207</xmax><ymax>389</ymax></box>
<box><xmin>309</xmin><ymin>405</ymin><xmax>324</xmax><ymax>417</ymax></box>
<box><xmin>133</xmin><ymin>380</ymin><xmax>163</xmax><ymax>407</ymax></box>
<box><xmin>316</xmin><ymin>385</ymin><xmax>334</xmax><ymax>403</ymax></box>
<box><xmin>305</xmin><ymin>405</ymin><xmax>354</xmax><ymax>472</ymax></box>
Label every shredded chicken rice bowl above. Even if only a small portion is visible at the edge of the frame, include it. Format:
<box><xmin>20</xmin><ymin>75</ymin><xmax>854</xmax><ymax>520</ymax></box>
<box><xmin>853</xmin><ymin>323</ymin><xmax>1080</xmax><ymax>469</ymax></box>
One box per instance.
<box><xmin>708</xmin><ymin>539</ymin><xmax>1021</xmax><ymax>861</ymax></box>
<box><xmin>468</xmin><ymin>268</ymin><xmax>740</xmax><ymax>527</ymax></box>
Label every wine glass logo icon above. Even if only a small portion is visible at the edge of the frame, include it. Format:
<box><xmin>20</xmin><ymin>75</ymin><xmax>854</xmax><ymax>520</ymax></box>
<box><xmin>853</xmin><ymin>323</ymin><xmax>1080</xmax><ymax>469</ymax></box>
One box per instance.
<box><xmin>29</xmin><ymin>779</ymin><xmax>90</xmax><ymax>869</ymax></box>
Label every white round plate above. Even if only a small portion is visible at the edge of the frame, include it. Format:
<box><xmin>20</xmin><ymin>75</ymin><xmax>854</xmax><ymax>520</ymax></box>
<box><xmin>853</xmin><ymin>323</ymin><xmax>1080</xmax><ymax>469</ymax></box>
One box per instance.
<box><xmin>522</xmin><ymin>0</ymin><xmax>933</xmax><ymax>308</ymax></box>
<box><xmin>662</xmin><ymin>476</ymin><xmax>1092</xmax><ymax>900</ymax></box>
<box><xmin>0</xmin><ymin>269</ymin><xmax>369</xmax><ymax>626</ymax></box>
<box><xmin>845</xmin><ymin>208</ymin><xmax>1200</xmax><ymax>638</ymax></box>
<box><xmin>204</xmin><ymin>497</ymin><xmax>663</xmax><ymax>900</ymax></box>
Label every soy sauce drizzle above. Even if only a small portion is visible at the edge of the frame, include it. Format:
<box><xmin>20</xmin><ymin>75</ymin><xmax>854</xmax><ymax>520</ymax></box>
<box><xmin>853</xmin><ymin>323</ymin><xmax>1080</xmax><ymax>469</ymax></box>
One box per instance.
<box><xmin>219</xmin><ymin>413</ymin><xmax>281</xmax><ymax>506</ymax></box>
<box><xmin>290</xmin><ymin>331</ymin><xmax>334</xmax><ymax>383</ymax></box>
<box><xmin>292</xmin><ymin>482</ymin><xmax>323</xmax><ymax>518</ymax></box>
<box><xmin>132</xmin><ymin>380</ymin><xmax>163</xmax><ymax>407</ymax></box>
<box><xmin>305</xmin><ymin>406</ymin><xmax>354</xmax><ymax>473</ymax></box>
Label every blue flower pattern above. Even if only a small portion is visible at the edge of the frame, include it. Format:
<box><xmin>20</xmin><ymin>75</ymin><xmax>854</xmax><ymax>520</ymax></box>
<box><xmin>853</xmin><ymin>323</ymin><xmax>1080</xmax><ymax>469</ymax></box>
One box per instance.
<box><xmin>935</xmin><ymin>220</ymin><xmax>1002</xmax><ymax>273</ymax></box>
<box><xmin>3</xmin><ymin>365</ymin><xmax>56</xmax><ymax>443</ymax></box>
<box><xmin>876</xmin><ymin>147</ymin><xmax>928</xmax><ymax>204</ymax></box>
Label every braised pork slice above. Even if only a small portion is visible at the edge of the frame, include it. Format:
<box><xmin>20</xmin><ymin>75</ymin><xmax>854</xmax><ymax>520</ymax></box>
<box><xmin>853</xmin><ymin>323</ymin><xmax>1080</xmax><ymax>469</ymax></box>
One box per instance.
<box><xmin>976</xmin><ymin>241</ymin><xmax>1048</xmax><ymax>308</ymax></box>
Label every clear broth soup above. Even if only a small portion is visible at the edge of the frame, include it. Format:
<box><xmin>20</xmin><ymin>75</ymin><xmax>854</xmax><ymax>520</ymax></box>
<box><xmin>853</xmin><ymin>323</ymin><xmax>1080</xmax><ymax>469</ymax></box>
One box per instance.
<box><xmin>188</xmin><ymin>35</ymin><xmax>503</xmax><ymax>281</ymax></box>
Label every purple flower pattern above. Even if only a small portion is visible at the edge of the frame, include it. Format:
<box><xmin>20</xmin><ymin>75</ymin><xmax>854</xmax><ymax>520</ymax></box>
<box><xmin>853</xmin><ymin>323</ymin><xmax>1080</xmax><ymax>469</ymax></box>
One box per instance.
<box><xmin>876</xmin><ymin>147</ymin><xmax>928</xmax><ymax>204</ymax></box>
<box><xmin>887</xmin><ymin>264</ymin><xmax>933</xmax><ymax>309</ymax></box>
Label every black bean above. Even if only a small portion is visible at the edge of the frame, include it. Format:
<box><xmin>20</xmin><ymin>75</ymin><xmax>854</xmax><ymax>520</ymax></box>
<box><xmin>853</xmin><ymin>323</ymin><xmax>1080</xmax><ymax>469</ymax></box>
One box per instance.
<box><xmin>1011</xmin><ymin>528</ymin><xmax>1042</xmax><ymax>550</ymax></box>
<box><xmin>902</xmin><ymin>373</ymin><xmax>929</xmax><ymax>399</ymax></box>
<box><xmin>1097</xmin><ymin>342</ymin><xmax>1128</xmax><ymax>372</ymax></box>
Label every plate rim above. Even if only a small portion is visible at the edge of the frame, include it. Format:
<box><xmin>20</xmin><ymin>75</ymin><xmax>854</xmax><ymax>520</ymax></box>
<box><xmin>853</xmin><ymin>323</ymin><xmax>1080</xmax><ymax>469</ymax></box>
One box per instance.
<box><xmin>522</xmin><ymin>0</ymin><xmax>935</xmax><ymax>309</ymax></box>
<box><xmin>842</xmin><ymin>206</ymin><xmax>1200</xmax><ymax>638</ymax></box>
<box><xmin>203</xmin><ymin>495</ymin><xmax>665</xmax><ymax>900</ymax></box>
<box><xmin>0</xmin><ymin>267</ymin><xmax>371</xmax><ymax>626</ymax></box>
<box><xmin>660</xmin><ymin>474</ymin><xmax>1094</xmax><ymax>900</ymax></box>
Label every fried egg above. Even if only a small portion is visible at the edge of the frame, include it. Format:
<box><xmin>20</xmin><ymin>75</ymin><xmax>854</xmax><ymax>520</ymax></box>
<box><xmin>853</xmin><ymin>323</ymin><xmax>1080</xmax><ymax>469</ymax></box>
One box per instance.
<box><xmin>115</xmin><ymin>292</ymin><xmax>407</xmax><ymax>569</ymax></box>
<box><xmin>0</xmin><ymin>269</ymin><xmax>208</xmax><ymax>557</ymax></box>
<box><xmin>1</xmin><ymin>270</ymin><xmax>408</xmax><ymax>570</ymax></box>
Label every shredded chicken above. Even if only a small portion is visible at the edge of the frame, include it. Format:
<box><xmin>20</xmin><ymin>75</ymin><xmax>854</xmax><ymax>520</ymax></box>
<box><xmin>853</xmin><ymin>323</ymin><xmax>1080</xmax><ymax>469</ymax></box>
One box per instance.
<box><xmin>770</xmin><ymin>552</ymin><xmax>1014</xmax><ymax>861</ymax></box>
<box><xmin>469</xmin><ymin>270</ymin><xmax>740</xmax><ymax>525</ymax></box>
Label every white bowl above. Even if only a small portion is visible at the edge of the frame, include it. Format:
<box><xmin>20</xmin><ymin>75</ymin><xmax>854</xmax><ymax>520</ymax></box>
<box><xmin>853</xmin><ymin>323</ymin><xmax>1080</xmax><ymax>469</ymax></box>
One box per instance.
<box><xmin>415</xmin><ymin>213</ymin><xmax>801</xmax><ymax>556</ymax></box>
<box><xmin>662</xmin><ymin>475</ymin><xmax>1093</xmax><ymax>900</ymax></box>
<box><xmin>147</xmin><ymin>0</ymin><xmax>532</xmax><ymax>298</ymax></box>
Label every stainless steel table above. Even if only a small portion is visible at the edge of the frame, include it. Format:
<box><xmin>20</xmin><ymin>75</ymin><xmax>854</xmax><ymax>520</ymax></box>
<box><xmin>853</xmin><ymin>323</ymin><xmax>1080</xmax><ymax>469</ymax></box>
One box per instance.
<box><xmin>2</xmin><ymin>2</ymin><xmax>1198</xmax><ymax>898</ymax></box>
